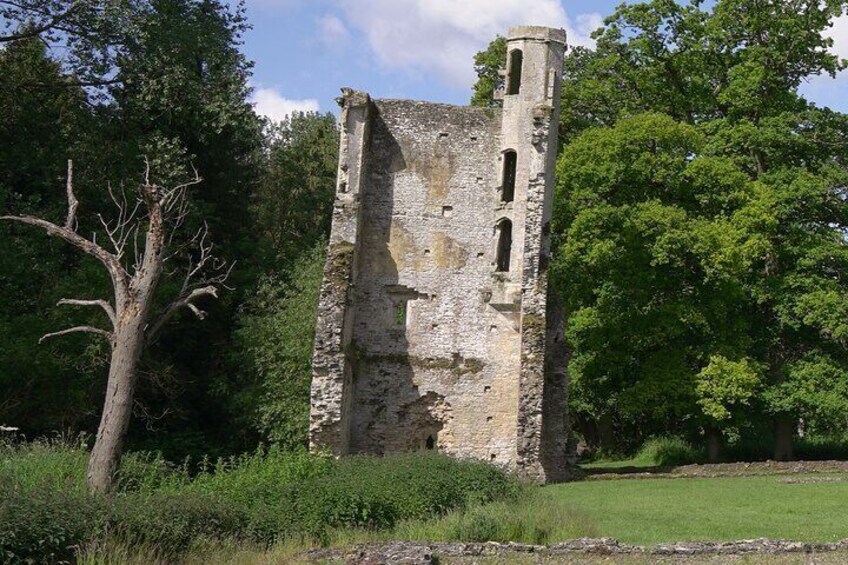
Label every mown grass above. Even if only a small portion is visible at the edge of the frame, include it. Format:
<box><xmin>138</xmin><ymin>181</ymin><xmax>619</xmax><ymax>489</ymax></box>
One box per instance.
<box><xmin>80</xmin><ymin>473</ymin><xmax>848</xmax><ymax>563</ymax></box>
<box><xmin>553</xmin><ymin>475</ymin><xmax>848</xmax><ymax>544</ymax></box>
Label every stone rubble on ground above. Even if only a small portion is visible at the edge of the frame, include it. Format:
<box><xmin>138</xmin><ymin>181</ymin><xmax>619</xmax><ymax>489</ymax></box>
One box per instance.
<box><xmin>304</xmin><ymin>538</ymin><xmax>848</xmax><ymax>564</ymax></box>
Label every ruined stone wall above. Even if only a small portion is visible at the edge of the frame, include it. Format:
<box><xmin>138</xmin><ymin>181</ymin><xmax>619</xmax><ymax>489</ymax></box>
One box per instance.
<box><xmin>347</xmin><ymin>100</ymin><xmax>526</xmax><ymax>466</ymax></box>
<box><xmin>310</xmin><ymin>26</ymin><xmax>569</xmax><ymax>480</ymax></box>
<box><xmin>309</xmin><ymin>90</ymin><xmax>371</xmax><ymax>455</ymax></box>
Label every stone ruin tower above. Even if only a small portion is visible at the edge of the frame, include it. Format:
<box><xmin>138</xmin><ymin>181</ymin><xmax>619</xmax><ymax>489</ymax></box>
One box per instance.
<box><xmin>309</xmin><ymin>26</ymin><xmax>569</xmax><ymax>482</ymax></box>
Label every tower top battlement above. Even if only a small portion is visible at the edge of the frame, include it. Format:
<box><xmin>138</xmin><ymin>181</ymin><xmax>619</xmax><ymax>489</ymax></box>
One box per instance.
<box><xmin>507</xmin><ymin>26</ymin><xmax>566</xmax><ymax>44</ymax></box>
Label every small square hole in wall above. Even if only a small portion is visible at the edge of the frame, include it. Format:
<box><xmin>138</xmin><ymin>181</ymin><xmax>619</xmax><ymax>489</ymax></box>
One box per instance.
<box><xmin>486</xmin><ymin>416</ymin><xmax>493</xmax><ymax>422</ymax></box>
<box><xmin>432</xmin><ymin>323</ymin><xmax>439</xmax><ymax>329</ymax></box>
<box><xmin>439</xmin><ymin>132</ymin><xmax>449</xmax><ymax>138</ymax></box>
<box><xmin>489</xmin><ymin>325</ymin><xmax>498</xmax><ymax>333</ymax></box>
<box><xmin>490</xmin><ymin>453</ymin><xmax>496</xmax><ymax>460</ymax></box>
<box><xmin>484</xmin><ymin>385</ymin><xmax>492</xmax><ymax>393</ymax></box>
<box><xmin>476</xmin><ymin>176</ymin><xmax>484</xmax><ymax>184</ymax></box>
<box><xmin>442</xmin><ymin>206</ymin><xmax>453</xmax><ymax>218</ymax></box>
<box><xmin>477</xmin><ymin>252</ymin><xmax>485</xmax><ymax>259</ymax></box>
<box><xmin>424</xmin><ymin>249</ymin><xmax>431</xmax><ymax>257</ymax></box>
<box><xmin>470</xmin><ymin>135</ymin><xmax>478</xmax><ymax>141</ymax></box>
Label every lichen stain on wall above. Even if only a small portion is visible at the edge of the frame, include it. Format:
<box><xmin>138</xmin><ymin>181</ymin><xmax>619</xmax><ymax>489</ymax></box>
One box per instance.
<box><xmin>408</xmin><ymin>143</ymin><xmax>456</xmax><ymax>202</ymax></box>
<box><xmin>388</xmin><ymin>220</ymin><xmax>423</xmax><ymax>272</ymax></box>
<box><xmin>432</xmin><ymin>232</ymin><xmax>467</xmax><ymax>270</ymax></box>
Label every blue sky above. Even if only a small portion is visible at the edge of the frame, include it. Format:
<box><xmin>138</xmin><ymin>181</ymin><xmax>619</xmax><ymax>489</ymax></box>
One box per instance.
<box><xmin>236</xmin><ymin>0</ymin><xmax>848</xmax><ymax>121</ymax></box>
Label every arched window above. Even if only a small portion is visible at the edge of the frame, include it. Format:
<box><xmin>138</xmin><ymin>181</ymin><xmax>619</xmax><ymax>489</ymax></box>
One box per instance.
<box><xmin>496</xmin><ymin>220</ymin><xmax>513</xmax><ymax>272</ymax></box>
<box><xmin>507</xmin><ymin>49</ymin><xmax>523</xmax><ymax>95</ymax></box>
<box><xmin>501</xmin><ymin>150</ymin><xmax>516</xmax><ymax>203</ymax></box>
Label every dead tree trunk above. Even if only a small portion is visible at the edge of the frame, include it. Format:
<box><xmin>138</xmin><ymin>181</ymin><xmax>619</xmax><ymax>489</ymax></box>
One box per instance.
<box><xmin>705</xmin><ymin>426</ymin><xmax>724</xmax><ymax>463</ymax></box>
<box><xmin>87</xmin><ymin>315</ymin><xmax>146</xmax><ymax>489</ymax></box>
<box><xmin>2</xmin><ymin>160</ymin><xmax>231</xmax><ymax>493</ymax></box>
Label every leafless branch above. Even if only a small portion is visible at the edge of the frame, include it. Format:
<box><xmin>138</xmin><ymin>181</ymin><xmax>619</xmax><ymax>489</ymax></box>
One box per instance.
<box><xmin>39</xmin><ymin>325</ymin><xmax>113</xmax><ymax>345</ymax></box>
<box><xmin>0</xmin><ymin>215</ymin><xmax>128</xmax><ymax>289</ymax></box>
<box><xmin>0</xmin><ymin>6</ymin><xmax>75</xmax><ymax>43</ymax></box>
<box><xmin>18</xmin><ymin>77</ymin><xmax>124</xmax><ymax>89</ymax></box>
<box><xmin>64</xmin><ymin>160</ymin><xmax>78</xmax><ymax>230</ymax></box>
<box><xmin>57</xmin><ymin>298</ymin><xmax>116</xmax><ymax>326</ymax></box>
<box><xmin>147</xmin><ymin>285</ymin><xmax>220</xmax><ymax>342</ymax></box>
<box><xmin>133</xmin><ymin>401</ymin><xmax>173</xmax><ymax>432</ymax></box>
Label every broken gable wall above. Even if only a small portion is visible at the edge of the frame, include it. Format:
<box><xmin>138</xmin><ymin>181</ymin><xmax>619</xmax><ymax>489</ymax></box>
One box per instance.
<box><xmin>348</xmin><ymin>100</ymin><xmax>523</xmax><ymax>466</ymax></box>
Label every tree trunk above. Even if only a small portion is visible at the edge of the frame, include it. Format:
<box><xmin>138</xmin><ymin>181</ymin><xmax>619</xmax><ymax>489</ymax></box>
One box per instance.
<box><xmin>773</xmin><ymin>418</ymin><xmax>795</xmax><ymax>461</ymax></box>
<box><xmin>598</xmin><ymin>413</ymin><xmax>615</xmax><ymax>452</ymax></box>
<box><xmin>86</xmin><ymin>313</ymin><xmax>145</xmax><ymax>493</ymax></box>
<box><xmin>705</xmin><ymin>426</ymin><xmax>724</xmax><ymax>463</ymax></box>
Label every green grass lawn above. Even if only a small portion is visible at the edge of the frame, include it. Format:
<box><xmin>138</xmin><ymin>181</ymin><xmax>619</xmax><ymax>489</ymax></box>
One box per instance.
<box><xmin>384</xmin><ymin>474</ymin><xmax>848</xmax><ymax>547</ymax></box>
<box><xmin>74</xmin><ymin>475</ymin><xmax>848</xmax><ymax>563</ymax></box>
<box><xmin>547</xmin><ymin>476</ymin><xmax>848</xmax><ymax>544</ymax></box>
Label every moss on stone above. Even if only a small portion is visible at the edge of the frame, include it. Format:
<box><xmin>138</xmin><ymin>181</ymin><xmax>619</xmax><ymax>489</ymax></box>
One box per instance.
<box><xmin>522</xmin><ymin>314</ymin><xmax>547</xmax><ymax>348</ymax></box>
<box><xmin>453</xmin><ymin>357</ymin><xmax>485</xmax><ymax>376</ymax></box>
<box><xmin>358</xmin><ymin>350</ymin><xmax>486</xmax><ymax>375</ymax></box>
<box><xmin>326</xmin><ymin>241</ymin><xmax>355</xmax><ymax>288</ymax></box>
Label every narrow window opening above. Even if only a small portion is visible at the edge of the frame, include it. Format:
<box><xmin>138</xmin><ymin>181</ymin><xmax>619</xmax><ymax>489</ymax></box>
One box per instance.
<box><xmin>426</xmin><ymin>435</ymin><xmax>435</xmax><ymax>450</ymax></box>
<box><xmin>496</xmin><ymin>220</ymin><xmax>512</xmax><ymax>272</ymax></box>
<box><xmin>507</xmin><ymin>49</ymin><xmax>523</xmax><ymax>95</ymax></box>
<box><xmin>501</xmin><ymin>150</ymin><xmax>516</xmax><ymax>203</ymax></box>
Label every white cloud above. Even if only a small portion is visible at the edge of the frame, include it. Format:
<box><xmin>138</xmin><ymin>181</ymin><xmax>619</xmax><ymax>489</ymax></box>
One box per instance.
<box><xmin>827</xmin><ymin>12</ymin><xmax>848</xmax><ymax>60</ymax></box>
<box><xmin>800</xmin><ymin>12</ymin><xmax>848</xmax><ymax>112</ymax></box>
<box><xmin>252</xmin><ymin>88</ymin><xmax>320</xmax><ymax>122</ymax></box>
<box><xmin>337</xmin><ymin>0</ymin><xmax>603</xmax><ymax>88</ymax></box>
<box><xmin>317</xmin><ymin>14</ymin><xmax>351</xmax><ymax>48</ymax></box>
<box><xmin>250</xmin><ymin>0</ymin><xmax>303</xmax><ymax>8</ymax></box>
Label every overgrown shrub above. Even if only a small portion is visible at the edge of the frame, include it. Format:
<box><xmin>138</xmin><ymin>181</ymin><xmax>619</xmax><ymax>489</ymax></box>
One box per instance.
<box><xmin>0</xmin><ymin>437</ymin><xmax>88</xmax><ymax>494</ymax></box>
<box><xmin>394</xmin><ymin>490</ymin><xmax>598</xmax><ymax>546</ymax></box>
<box><xmin>0</xmin><ymin>479</ymin><xmax>106</xmax><ymax>563</ymax></box>
<box><xmin>634</xmin><ymin>437</ymin><xmax>703</xmax><ymax>467</ymax></box>
<box><xmin>183</xmin><ymin>447</ymin><xmax>331</xmax><ymax>506</ymax></box>
<box><xmin>242</xmin><ymin>453</ymin><xmax>519</xmax><ymax>542</ymax></box>
<box><xmin>111</xmin><ymin>492</ymin><xmax>248</xmax><ymax>553</ymax></box>
<box><xmin>1</xmin><ymin>442</ymin><xmax>518</xmax><ymax>560</ymax></box>
<box><xmin>116</xmin><ymin>451</ymin><xmax>191</xmax><ymax>493</ymax></box>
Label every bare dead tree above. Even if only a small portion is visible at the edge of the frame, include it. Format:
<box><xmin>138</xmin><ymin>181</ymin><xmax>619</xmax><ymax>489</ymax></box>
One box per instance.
<box><xmin>0</xmin><ymin>159</ymin><xmax>232</xmax><ymax>493</ymax></box>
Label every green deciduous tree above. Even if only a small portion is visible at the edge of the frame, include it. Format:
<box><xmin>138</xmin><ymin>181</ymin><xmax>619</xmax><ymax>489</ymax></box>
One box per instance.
<box><xmin>254</xmin><ymin>112</ymin><xmax>339</xmax><ymax>268</ymax></box>
<box><xmin>511</xmin><ymin>0</ymin><xmax>848</xmax><ymax>459</ymax></box>
<box><xmin>470</xmin><ymin>36</ymin><xmax>506</xmax><ymax>108</ymax></box>
<box><xmin>232</xmin><ymin>244</ymin><xmax>326</xmax><ymax>448</ymax></box>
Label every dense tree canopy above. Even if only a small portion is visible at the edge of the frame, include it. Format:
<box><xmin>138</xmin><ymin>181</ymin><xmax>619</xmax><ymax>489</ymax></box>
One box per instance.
<box><xmin>0</xmin><ymin>1</ymin><xmax>338</xmax><ymax>459</ymax></box>
<box><xmin>473</xmin><ymin>0</ymin><xmax>848</xmax><ymax>458</ymax></box>
<box><xmin>3</xmin><ymin>0</ymin><xmax>848</xmax><ymax>464</ymax></box>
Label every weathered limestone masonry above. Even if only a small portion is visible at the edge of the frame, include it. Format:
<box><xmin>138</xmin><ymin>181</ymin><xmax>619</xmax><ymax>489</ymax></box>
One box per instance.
<box><xmin>310</xmin><ymin>26</ymin><xmax>569</xmax><ymax>482</ymax></box>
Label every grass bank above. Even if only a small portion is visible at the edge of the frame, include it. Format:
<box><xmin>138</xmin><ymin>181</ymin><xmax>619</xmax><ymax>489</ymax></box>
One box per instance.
<box><xmin>0</xmin><ymin>440</ymin><xmax>516</xmax><ymax>563</ymax></box>
<box><xmin>5</xmin><ymin>440</ymin><xmax>848</xmax><ymax>564</ymax></box>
